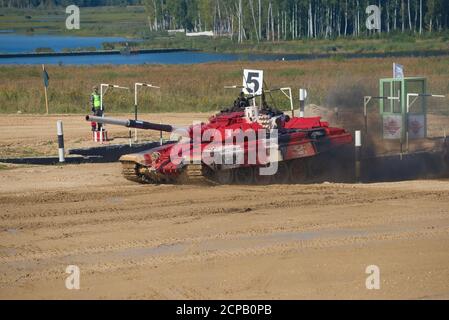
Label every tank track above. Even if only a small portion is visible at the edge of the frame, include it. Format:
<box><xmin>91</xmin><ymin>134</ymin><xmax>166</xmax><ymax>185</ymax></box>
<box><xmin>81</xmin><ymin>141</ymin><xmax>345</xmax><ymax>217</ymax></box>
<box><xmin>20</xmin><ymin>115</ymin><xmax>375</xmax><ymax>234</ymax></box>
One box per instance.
<box><xmin>121</xmin><ymin>161</ymin><xmax>216</xmax><ymax>185</ymax></box>
<box><xmin>121</xmin><ymin>161</ymin><xmax>149</xmax><ymax>184</ymax></box>
<box><xmin>180</xmin><ymin>163</ymin><xmax>217</xmax><ymax>185</ymax></box>
<box><xmin>121</xmin><ymin>155</ymin><xmax>351</xmax><ymax>185</ymax></box>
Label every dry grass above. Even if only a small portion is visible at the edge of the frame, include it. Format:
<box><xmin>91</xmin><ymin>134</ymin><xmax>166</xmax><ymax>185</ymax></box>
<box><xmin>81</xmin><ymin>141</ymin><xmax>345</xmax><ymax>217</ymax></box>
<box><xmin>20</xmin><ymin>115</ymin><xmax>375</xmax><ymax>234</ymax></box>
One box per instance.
<box><xmin>1</xmin><ymin>56</ymin><xmax>449</xmax><ymax>114</ymax></box>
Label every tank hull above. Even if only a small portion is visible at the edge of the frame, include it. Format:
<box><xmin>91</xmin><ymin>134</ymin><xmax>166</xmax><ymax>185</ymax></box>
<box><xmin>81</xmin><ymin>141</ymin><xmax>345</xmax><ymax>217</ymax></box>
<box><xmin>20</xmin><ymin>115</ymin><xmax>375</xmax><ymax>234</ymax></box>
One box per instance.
<box><xmin>118</xmin><ymin>129</ymin><xmax>354</xmax><ymax>185</ymax></box>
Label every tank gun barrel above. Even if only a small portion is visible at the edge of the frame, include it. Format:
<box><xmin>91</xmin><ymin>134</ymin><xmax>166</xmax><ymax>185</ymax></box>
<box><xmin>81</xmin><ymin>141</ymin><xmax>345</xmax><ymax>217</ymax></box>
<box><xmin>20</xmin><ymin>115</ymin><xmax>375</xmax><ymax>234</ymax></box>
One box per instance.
<box><xmin>86</xmin><ymin>115</ymin><xmax>174</xmax><ymax>132</ymax></box>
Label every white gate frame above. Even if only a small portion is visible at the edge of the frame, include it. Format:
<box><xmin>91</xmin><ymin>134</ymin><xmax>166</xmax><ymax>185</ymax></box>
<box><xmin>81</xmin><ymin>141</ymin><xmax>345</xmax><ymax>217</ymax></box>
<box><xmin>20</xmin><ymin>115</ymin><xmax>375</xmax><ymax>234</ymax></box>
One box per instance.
<box><xmin>405</xmin><ymin>92</ymin><xmax>446</xmax><ymax>151</ymax></box>
<box><xmin>133</xmin><ymin>82</ymin><xmax>160</xmax><ymax>143</ymax></box>
<box><xmin>98</xmin><ymin>84</ymin><xmax>129</xmax><ymax>143</ymax></box>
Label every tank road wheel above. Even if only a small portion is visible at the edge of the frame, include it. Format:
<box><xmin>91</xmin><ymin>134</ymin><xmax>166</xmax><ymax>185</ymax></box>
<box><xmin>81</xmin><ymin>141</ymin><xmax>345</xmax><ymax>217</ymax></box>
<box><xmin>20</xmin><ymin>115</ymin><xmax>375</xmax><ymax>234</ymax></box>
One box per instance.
<box><xmin>234</xmin><ymin>167</ymin><xmax>254</xmax><ymax>185</ymax></box>
<box><xmin>121</xmin><ymin>161</ymin><xmax>151</xmax><ymax>184</ymax></box>
<box><xmin>253</xmin><ymin>166</ymin><xmax>273</xmax><ymax>185</ymax></box>
<box><xmin>273</xmin><ymin>161</ymin><xmax>290</xmax><ymax>184</ymax></box>
<box><xmin>214</xmin><ymin>169</ymin><xmax>234</xmax><ymax>185</ymax></box>
<box><xmin>289</xmin><ymin>159</ymin><xmax>308</xmax><ymax>183</ymax></box>
<box><xmin>180</xmin><ymin>164</ymin><xmax>216</xmax><ymax>185</ymax></box>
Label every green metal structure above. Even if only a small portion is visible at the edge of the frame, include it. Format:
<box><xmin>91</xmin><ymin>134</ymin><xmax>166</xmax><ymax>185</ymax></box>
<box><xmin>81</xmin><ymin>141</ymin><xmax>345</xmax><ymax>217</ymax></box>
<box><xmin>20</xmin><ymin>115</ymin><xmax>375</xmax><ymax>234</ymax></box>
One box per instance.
<box><xmin>379</xmin><ymin>77</ymin><xmax>427</xmax><ymax>141</ymax></box>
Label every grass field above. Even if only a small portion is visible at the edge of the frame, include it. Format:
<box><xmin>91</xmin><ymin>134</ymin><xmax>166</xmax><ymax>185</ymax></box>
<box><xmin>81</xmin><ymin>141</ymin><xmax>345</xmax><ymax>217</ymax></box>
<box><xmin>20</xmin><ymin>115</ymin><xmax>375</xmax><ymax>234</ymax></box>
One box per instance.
<box><xmin>1</xmin><ymin>56</ymin><xmax>449</xmax><ymax>115</ymax></box>
<box><xmin>127</xmin><ymin>32</ymin><xmax>449</xmax><ymax>55</ymax></box>
<box><xmin>0</xmin><ymin>6</ymin><xmax>147</xmax><ymax>38</ymax></box>
<box><xmin>1</xmin><ymin>6</ymin><xmax>449</xmax><ymax>55</ymax></box>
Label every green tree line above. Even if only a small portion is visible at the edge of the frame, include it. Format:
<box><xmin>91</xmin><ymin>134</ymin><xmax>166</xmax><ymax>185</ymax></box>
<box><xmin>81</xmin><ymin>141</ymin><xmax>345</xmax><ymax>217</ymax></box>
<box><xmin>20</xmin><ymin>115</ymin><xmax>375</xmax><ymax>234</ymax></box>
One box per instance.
<box><xmin>2</xmin><ymin>0</ymin><xmax>448</xmax><ymax>40</ymax></box>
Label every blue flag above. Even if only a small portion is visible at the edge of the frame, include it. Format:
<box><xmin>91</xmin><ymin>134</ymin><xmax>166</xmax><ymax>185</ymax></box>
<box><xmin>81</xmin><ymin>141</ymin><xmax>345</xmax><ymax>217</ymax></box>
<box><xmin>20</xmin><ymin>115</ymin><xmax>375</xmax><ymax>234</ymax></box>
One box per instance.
<box><xmin>42</xmin><ymin>66</ymin><xmax>49</xmax><ymax>88</ymax></box>
<box><xmin>393</xmin><ymin>63</ymin><xmax>404</xmax><ymax>79</ymax></box>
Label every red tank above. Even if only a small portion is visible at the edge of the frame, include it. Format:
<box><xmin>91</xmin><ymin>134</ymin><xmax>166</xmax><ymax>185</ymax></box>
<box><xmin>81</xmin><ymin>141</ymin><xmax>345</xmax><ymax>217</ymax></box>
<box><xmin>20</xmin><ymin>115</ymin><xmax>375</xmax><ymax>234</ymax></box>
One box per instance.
<box><xmin>86</xmin><ymin>98</ymin><xmax>353</xmax><ymax>184</ymax></box>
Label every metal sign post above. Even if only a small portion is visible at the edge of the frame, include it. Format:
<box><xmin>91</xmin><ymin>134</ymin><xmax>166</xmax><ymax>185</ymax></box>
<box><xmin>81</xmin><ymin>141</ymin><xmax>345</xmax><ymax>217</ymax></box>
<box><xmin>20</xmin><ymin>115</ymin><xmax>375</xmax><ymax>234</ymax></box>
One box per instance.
<box><xmin>99</xmin><ymin>83</ymin><xmax>130</xmax><ymax>144</ymax></box>
<box><xmin>279</xmin><ymin>87</ymin><xmax>294</xmax><ymax>117</ymax></box>
<box><xmin>405</xmin><ymin>93</ymin><xmax>445</xmax><ymax>152</ymax></box>
<box><xmin>134</xmin><ymin>82</ymin><xmax>160</xmax><ymax>143</ymax></box>
<box><xmin>406</xmin><ymin>93</ymin><xmax>445</xmax><ymax>113</ymax></box>
<box><xmin>363</xmin><ymin>95</ymin><xmax>400</xmax><ymax>134</ymax></box>
<box><xmin>100</xmin><ymin>83</ymin><xmax>130</xmax><ymax>112</ymax></box>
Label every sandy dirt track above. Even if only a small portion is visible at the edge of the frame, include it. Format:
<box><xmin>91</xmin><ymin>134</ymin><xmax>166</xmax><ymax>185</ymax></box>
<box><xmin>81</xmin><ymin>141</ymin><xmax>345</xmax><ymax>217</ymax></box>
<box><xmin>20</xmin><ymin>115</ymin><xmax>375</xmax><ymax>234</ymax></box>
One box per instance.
<box><xmin>1</xmin><ymin>163</ymin><xmax>449</xmax><ymax>299</ymax></box>
<box><xmin>0</xmin><ymin>114</ymin><xmax>449</xmax><ymax>299</ymax></box>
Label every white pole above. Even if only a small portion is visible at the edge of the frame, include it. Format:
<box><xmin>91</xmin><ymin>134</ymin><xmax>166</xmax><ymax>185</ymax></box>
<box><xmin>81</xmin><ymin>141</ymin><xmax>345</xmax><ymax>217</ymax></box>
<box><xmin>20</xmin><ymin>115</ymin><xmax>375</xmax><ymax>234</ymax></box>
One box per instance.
<box><xmin>287</xmin><ymin>88</ymin><xmax>293</xmax><ymax>117</ymax></box>
<box><xmin>134</xmin><ymin>83</ymin><xmax>138</xmax><ymax>106</ymax></box>
<box><xmin>355</xmin><ymin>130</ymin><xmax>361</xmax><ymax>182</ymax></box>
<box><xmin>159</xmin><ymin>120</ymin><xmax>163</xmax><ymax>146</ymax></box>
<box><xmin>299</xmin><ymin>88</ymin><xmax>307</xmax><ymax>118</ymax></box>
<box><xmin>134</xmin><ymin>82</ymin><xmax>160</xmax><ymax>143</ymax></box>
<box><xmin>406</xmin><ymin>93</ymin><xmax>411</xmax><ymax>113</ymax></box>
<box><xmin>98</xmin><ymin>83</ymin><xmax>130</xmax><ymax>143</ymax></box>
<box><xmin>134</xmin><ymin>83</ymin><xmax>138</xmax><ymax>142</ymax></box>
<box><xmin>364</xmin><ymin>96</ymin><xmax>370</xmax><ymax>133</ymax></box>
<box><xmin>57</xmin><ymin>120</ymin><xmax>65</xmax><ymax>163</ymax></box>
<box><xmin>100</xmin><ymin>84</ymin><xmax>104</xmax><ymax>112</ymax></box>
<box><xmin>100</xmin><ymin>84</ymin><xmax>105</xmax><ymax>135</ymax></box>
<box><xmin>355</xmin><ymin>130</ymin><xmax>362</xmax><ymax>147</ymax></box>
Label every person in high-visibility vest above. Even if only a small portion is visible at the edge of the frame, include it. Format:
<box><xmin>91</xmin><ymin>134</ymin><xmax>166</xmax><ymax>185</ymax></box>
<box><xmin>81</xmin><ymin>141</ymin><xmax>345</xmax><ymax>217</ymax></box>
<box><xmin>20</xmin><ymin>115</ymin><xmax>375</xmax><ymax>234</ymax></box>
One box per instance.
<box><xmin>90</xmin><ymin>86</ymin><xmax>103</xmax><ymax>131</ymax></box>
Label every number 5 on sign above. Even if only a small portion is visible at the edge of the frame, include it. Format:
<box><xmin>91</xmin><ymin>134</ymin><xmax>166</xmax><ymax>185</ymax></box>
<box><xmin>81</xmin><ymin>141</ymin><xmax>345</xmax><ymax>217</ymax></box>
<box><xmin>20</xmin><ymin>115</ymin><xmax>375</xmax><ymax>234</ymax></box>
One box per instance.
<box><xmin>243</xmin><ymin>69</ymin><xmax>263</xmax><ymax>95</ymax></box>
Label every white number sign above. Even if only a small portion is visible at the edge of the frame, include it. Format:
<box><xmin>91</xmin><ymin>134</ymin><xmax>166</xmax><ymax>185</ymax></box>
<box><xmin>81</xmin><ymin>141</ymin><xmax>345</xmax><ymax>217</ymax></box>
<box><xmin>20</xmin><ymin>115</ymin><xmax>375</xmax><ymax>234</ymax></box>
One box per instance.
<box><xmin>243</xmin><ymin>69</ymin><xmax>263</xmax><ymax>95</ymax></box>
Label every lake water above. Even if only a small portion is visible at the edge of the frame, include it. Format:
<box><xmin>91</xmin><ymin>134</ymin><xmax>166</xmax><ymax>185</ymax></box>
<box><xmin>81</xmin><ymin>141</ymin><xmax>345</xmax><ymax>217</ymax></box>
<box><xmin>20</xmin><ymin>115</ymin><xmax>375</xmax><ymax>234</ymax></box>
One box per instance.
<box><xmin>0</xmin><ymin>34</ymin><xmax>130</xmax><ymax>53</ymax></box>
<box><xmin>1</xmin><ymin>33</ymin><xmax>447</xmax><ymax>65</ymax></box>
<box><xmin>0</xmin><ymin>34</ymin><xmax>289</xmax><ymax>65</ymax></box>
<box><xmin>0</xmin><ymin>51</ymin><xmax>293</xmax><ymax>65</ymax></box>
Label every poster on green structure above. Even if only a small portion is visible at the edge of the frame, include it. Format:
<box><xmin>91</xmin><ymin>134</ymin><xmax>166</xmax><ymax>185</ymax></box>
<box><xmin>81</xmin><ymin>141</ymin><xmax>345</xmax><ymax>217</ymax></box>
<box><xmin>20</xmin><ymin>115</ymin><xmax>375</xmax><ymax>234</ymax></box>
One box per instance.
<box><xmin>408</xmin><ymin>114</ymin><xmax>426</xmax><ymax>139</ymax></box>
<box><xmin>383</xmin><ymin>114</ymin><xmax>402</xmax><ymax>139</ymax></box>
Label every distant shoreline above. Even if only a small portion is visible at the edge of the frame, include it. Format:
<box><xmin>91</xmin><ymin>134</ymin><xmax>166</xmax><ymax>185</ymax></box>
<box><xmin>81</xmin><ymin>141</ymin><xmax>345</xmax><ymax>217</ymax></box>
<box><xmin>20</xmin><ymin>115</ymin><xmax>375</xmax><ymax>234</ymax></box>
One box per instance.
<box><xmin>0</xmin><ymin>48</ymin><xmax>448</xmax><ymax>63</ymax></box>
<box><xmin>0</xmin><ymin>48</ymin><xmax>192</xmax><ymax>58</ymax></box>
